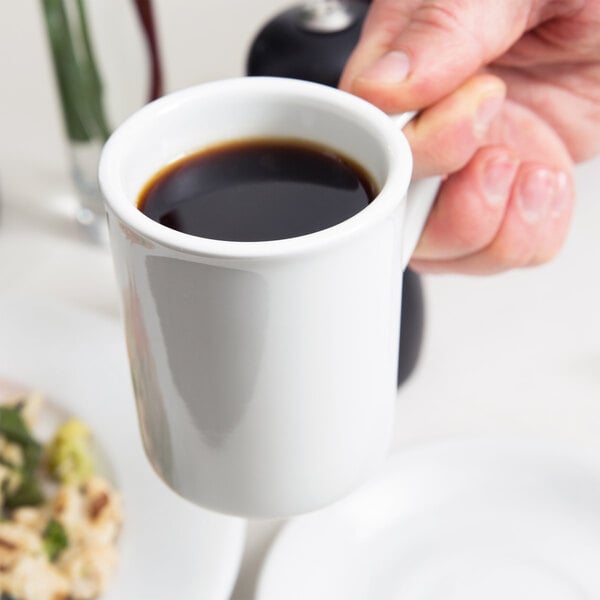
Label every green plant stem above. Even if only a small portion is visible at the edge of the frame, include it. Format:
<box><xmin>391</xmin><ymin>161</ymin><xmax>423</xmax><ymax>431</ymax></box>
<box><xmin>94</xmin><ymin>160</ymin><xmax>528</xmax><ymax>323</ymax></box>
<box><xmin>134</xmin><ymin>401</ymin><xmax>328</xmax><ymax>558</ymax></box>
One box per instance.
<box><xmin>42</xmin><ymin>0</ymin><xmax>111</xmax><ymax>142</ymax></box>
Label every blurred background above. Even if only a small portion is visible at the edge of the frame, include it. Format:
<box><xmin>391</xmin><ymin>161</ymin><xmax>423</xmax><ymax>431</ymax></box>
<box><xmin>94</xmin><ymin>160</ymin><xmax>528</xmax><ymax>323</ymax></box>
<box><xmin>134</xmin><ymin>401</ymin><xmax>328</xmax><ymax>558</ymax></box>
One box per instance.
<box><xmin>0</xmin><ymin>1</ymin><xmax>283</xmax><ymax>173</ymax></box>
<box><xmin>1</xmin><ymin>2</ymin><xmax>599</xmax><ymax>598</ymax></box>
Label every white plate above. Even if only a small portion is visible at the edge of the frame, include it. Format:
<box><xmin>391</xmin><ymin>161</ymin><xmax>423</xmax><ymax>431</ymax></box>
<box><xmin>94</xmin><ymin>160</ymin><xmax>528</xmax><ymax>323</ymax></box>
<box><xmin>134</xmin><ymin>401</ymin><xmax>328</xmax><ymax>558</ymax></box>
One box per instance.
<box><xmin>258</xmin><ymin>439</ymin><xmax>600</xmax><ymax>600</ymax></box>
<box><xmin>0</xmin><ymin>294</ymin><xmax>246</xmax><ymax>600</ymax></box>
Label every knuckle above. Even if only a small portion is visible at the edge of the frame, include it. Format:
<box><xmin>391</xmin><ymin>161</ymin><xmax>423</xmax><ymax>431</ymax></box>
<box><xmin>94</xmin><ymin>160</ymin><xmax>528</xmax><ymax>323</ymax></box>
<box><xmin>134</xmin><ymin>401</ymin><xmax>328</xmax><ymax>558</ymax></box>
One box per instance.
<box><xmin>487</xmin><ymin>237</ymin><xmax>535</xmax><ymax>270</ymax></box>
<box><xmin>528</xmin><ymin>251</ymin><xmax>557</xmax><ymax>267</ymax></box>
<box><xmin>412</xmin><ymin>1</ymin><xmax>485</xmax><ymax>59</ymax></box>
<box><xmin>453</xmin><ymin>221</ymin><xmax>497</xmax><ymax>254</ymax></box>
<box><xmin>529</xmin><ymin>232</ymin><xmax>570</xmax><ymax>266</ymax></box>
<box><xmin>443</xmin><ymin>197</ymin><xmax>501</xmax><ymax>252</ymax></box>
<box><xmin>365</xmin><ymin>2</ymin><xmax>410</xmax><ymax>41</ymax></box>
<box><xmin>414</xmin><ymin>1</ymin><xmax>465</xmax><ymax>34</ymax></box>
<box><xmin>416</xmin><ymin>126</ymin><xmax>476</xmax><ymax>175</ymax></box>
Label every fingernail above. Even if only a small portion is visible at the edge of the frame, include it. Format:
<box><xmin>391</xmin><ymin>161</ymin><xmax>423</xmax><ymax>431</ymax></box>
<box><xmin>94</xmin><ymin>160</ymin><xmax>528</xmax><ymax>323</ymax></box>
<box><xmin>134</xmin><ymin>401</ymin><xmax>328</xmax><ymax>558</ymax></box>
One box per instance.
<box><xmin>482</xmin><ymin>153</ymin><xmax>519</xmax><ymax>207</ymax></box>
<box><xmin>517</xmin><ymin>168</ymin><xmax>556</xmax><ymax>224</ymax></box>
<box><xmin>474</xmin><ymin>95</ymin><xmax>504</xmax><ymax>138</ymax></box>
<box><xmin>551</xmin><ymin>171</ymin><xmax>571</xmax><ymax>218</ymax></box>
<box><xmin>359</xmin><ymin>51</ymin><xmax>411</xmax><ymax>84</ymax></box>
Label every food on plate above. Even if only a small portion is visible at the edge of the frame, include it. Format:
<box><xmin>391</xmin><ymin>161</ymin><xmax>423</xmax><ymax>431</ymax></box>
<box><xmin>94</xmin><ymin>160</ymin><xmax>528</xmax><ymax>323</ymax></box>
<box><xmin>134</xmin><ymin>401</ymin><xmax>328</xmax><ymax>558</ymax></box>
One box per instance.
<box><xmin>47</xmin><ymin>420</ymin><xmax>94</xmax><ymax>485</ymax></box>
<box><xmin>0</xmin><ymin>392</ymin><xmax>122</xmax><ymax>600</ymax></box>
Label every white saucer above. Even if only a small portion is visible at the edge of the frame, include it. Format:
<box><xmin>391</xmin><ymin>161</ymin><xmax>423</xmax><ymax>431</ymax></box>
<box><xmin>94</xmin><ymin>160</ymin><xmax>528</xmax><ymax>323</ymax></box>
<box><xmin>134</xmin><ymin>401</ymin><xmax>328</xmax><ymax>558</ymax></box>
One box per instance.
<box><xmin>257</xmin><ymin>439</ymin><xmax>600</xmax><ymax>600</ymax></box>
<box><xmin>0</xmin><ymin>293</ymin><xmax>246</xmax><ymax>600</ymax></box>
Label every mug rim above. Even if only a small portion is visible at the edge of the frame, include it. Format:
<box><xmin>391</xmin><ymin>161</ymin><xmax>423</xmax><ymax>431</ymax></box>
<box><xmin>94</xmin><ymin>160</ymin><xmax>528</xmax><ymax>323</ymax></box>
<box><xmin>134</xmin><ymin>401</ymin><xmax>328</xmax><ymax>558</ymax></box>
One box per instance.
<box><xmin>99</xmin><ymin>77</ymin><xmax>413</xmax><ymax>260</ymax></box>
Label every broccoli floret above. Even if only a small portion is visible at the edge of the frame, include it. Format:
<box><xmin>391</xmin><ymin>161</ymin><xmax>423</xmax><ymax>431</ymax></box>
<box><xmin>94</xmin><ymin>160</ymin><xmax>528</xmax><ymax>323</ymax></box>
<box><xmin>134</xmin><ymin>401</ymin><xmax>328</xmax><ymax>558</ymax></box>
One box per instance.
<box><xmin>0</xmin><ymin>406</ymin><xmax>44</xmax><ymax>510</ymax></box>
<box><xmin>43</xmin><ymin>518</ymin><xmax>69</xmax><ymax>562</ymax></box>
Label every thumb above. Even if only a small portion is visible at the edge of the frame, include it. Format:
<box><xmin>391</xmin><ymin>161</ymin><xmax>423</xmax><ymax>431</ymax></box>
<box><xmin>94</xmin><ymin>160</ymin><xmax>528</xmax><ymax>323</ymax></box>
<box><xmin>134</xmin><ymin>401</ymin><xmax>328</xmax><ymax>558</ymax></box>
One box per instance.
<box><xmin>340</xmin><ymin>0</ymin><xmax>537</xmax><ymax>112</ymax></box>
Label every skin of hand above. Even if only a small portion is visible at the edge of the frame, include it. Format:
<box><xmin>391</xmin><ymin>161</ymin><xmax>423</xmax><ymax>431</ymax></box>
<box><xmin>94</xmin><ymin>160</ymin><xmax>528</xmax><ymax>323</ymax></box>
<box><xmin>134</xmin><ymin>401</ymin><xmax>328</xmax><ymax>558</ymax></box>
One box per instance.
<box><xmin>339</xmin><ymin>0</ymin><xmax>600</xmax><ymax>274</ymax></box>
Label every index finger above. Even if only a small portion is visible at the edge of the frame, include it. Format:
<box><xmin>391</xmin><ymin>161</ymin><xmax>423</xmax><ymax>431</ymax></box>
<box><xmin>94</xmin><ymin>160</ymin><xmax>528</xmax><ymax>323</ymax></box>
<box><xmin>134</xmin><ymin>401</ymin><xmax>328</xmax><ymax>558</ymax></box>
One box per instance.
<box><xmin>339</xmin><ymin>0</ymin><xmax>538</xmax><ymax>112</ymax></box>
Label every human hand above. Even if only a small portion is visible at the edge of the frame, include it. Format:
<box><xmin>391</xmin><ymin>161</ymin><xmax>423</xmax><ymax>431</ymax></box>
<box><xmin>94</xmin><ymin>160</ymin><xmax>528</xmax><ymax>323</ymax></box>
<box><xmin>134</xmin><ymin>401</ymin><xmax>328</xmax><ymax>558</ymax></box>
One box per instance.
<box><xmin>340</xmin><ymin>0</ymin><xmax>600</xmax><ymax>274</ymax></box>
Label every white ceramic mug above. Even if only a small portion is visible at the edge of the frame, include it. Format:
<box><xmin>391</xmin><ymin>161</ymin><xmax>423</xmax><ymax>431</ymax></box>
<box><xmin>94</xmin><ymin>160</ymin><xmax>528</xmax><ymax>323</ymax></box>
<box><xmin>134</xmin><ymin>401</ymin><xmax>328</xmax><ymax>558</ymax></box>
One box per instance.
<box><xmin>99</xmin><ymin>77</ymin><xmax>437</xmax><ymax>517</ymax></box>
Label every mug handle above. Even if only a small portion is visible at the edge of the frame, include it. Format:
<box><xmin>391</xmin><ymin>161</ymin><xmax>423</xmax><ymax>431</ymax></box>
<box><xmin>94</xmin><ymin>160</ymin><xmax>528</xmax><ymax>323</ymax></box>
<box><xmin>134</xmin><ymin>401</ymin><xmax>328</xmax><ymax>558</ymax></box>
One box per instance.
<box><xmin>390</xmin><ymin>112</ymin><xmax>441</xmax><ymax>269</ymax></box>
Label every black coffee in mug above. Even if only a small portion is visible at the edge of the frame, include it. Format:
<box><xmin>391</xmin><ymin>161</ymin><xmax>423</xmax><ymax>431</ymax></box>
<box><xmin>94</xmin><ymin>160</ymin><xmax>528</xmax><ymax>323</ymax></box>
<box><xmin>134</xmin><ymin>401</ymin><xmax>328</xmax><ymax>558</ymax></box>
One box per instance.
<box><xmin>137</xmin><ymin>138</ymin><xmax>378</xmax><ymax>242</ymax></box>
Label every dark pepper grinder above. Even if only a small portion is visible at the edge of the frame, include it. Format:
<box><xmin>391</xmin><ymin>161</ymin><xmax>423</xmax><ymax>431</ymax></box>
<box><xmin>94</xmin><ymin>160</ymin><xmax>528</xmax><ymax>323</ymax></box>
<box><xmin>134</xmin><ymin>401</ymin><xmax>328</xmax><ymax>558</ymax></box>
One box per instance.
<box><xmin>247</xmin><ymin>0</ymin><xmax>425</xmax><ymax>386</ymax></box>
